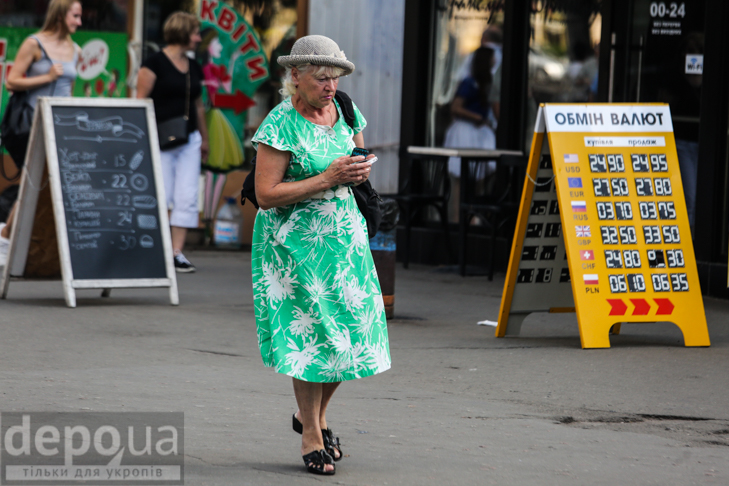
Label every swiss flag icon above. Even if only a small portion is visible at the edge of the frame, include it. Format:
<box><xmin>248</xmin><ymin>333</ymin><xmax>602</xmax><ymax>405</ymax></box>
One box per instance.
<box><xmin>580</xmin><ymin>250</ymin><xmax>594</xmax><ymax>261</ymax></box>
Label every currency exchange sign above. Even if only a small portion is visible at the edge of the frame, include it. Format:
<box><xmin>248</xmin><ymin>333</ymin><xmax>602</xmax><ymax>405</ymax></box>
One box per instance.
<box><xmin>497</xmin><ymin>104</ymin><xmax>710</xmax><ymax>349</ymax></box>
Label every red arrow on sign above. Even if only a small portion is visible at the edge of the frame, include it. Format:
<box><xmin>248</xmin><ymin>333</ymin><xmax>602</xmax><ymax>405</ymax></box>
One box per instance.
<box><xmin>607</xmin><ymin>299</ymin><xmax>628</xmax><ymax>316</ymax></box>
<box><xmin>630</xmin><ymin>298</ymin><xmax>651</xmax><ymax>316</ymax></box>
<box><xmin>212</xmin><ymin>90</ymin><xmax>256</xmax><ymax>115</ymax></box>
<box><xmin>654</xmin><ymin>298</ymin><xmax>675</xmax><ymax>315</ymax></box>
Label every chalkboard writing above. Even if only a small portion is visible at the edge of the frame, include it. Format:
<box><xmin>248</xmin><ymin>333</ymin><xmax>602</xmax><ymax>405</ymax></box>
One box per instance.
<box><xmin>51</xmin><ymin>106</ymin><xmax>167</xmax><ymax>280</ymax></box>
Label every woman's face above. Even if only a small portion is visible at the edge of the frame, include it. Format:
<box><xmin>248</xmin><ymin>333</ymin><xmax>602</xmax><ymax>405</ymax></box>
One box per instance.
<box><xmin>294</xmin><ymin>67</ymin><xmax>339</xmax><ymax>108</ymax></box>
<box><xmin>65</xmin><ymin>2</ymin><xmax>82</xmax><ymax>34</ymax></box>
<box><xmin>208</xmin><ymin>37</ymin><xmax>223</xmax><ymax>59</ymax></box>
<box><xmin>188</xmin><ymin>29</ymin><xmax>202</xmax><ymax>50</ymax></box>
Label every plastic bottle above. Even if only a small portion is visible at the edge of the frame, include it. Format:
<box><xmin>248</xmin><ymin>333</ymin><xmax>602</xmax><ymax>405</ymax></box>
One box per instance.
<box><xmin>214</xmin><ymin>197</ymin><xmax>243</xmax><ymax>249</ymax></box>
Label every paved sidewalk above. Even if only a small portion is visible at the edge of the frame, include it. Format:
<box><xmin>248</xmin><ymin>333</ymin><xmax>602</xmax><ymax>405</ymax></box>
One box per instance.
<box><xmin>1</xmin><ymin>251</ymin><xmax>728</xmax><ymax>485</ymax></box>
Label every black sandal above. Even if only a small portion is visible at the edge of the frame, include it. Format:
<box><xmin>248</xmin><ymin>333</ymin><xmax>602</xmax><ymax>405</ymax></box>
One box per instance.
<box><xmin>292</xmin><ymin>413</ymin><xmax>303</xmax><ymax>434</ymax></box>
<box><xmin>302</xmin><ymin>449</ymin><xmax>335</xmax><ymax>475</ymax></box>
<box><xmin>322</xmin><ymin>428</ymin><xmax>343</xmax><ymax>462</ymax></box>
<box><xmin>293</xmin><ymin>414</ymin><xmax>343</xmax><ymax>461</ymax></box>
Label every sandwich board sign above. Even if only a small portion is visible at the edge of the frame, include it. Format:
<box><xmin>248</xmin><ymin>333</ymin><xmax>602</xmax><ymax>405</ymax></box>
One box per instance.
<box><xmin>497</xmin><ymin>103</ymin><xmax>709</xmax><ymax>348</ymax></box>
<box><xmin>1</xmin><ymin>97</ymin><xmax>179</xmax><ymax>307</ymax></box>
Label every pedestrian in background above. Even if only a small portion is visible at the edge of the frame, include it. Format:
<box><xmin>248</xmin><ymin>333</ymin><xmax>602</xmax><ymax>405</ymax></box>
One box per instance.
<box><xmin>443</xmin><ymin>46</ymin><xmax>497</xmax><ymax>221</ymax></box>
<box><xmin>0</xmin><ymin>0</ymin><xmax>83</xmax><ymax>267</ymax></box>
<box><xmin>136</xmin><ymin>12</ymin><xmax>209</xmax><ymax>273</ymax></box>
<box><xmin>444</xmin><ymin>46</ymin><xmax>497</xmax><ymax>176</ymax></box>
<box><xmin>250</xmin><ymin>35</ymin><xmax>391</xmax><ymax>476</ymax></box>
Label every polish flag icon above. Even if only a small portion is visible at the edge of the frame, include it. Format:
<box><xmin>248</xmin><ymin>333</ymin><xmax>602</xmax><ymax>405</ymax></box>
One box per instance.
<box><xmin>564</xmin><ymin>154</ymin><xmax>579</xmax><ymax>163</ymax></box>
<box><xmin>583</xmin><ymin>274</ymin><xmax>599</xmax><ymax>285</ymax></box>
<box><xmin>571</xmin><ymin>201</ymin><xmax>587</xmax><ymax>212</ymax></box>
<box><xmin>580</xmin><ymin>250</ymin><xmax>594</xmax><ymax>261</ymax></box>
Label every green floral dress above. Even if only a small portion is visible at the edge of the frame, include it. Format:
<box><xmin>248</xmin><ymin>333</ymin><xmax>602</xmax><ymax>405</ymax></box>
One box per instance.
<box><xmin>250</xmin><ymin>97</ymin><xmax>391</xmax><ymax>383</ymax></box>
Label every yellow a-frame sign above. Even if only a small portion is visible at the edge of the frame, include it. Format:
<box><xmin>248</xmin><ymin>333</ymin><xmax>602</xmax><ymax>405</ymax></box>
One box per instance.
<box><xmin>497</xmin><ymin>104</ymin><xmax>710</xmax><ymax>348</ymax></box>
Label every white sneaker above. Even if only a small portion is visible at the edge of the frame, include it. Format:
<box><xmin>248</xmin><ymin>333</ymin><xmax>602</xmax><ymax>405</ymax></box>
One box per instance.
<box><xmin>173</xmin><ymin>252</ymin><xmax>196</xmax><ymax>273</ymax></box>
<box><xmin>0</xmin><ymin>224</ymin><xmax>9</xmax><ymax>267</ymax></box>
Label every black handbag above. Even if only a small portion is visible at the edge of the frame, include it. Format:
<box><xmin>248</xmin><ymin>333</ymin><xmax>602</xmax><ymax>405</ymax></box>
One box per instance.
<box><xmin>1</xmin><ymin>36</ymin><xmax>57</xmax><ymax>174</ymax></box>
<box><xmin>157</xmin><ymin>66</ymin><xmax>190</xmax><ymax>150</ymax></box>
<box><xmin>352</xmin><ymin>180</ymin><xmax>383</xmax><ymax>238</ymax></box>
<box><xmin>0</xmin><ymin>91</ymin><xmax>33</xmax><ymax>179</ymax></box>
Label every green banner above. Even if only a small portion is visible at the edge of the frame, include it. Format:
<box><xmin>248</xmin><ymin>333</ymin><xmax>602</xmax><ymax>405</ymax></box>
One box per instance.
<box><xmin>197</xmin><ymin>0</ymin><xmax>270</xmax><ymax>172</ymax></box>
<box><xmin>0</xmin><ymin>29</ymin><xmax>128</xmax><ymax>125</ymax></box>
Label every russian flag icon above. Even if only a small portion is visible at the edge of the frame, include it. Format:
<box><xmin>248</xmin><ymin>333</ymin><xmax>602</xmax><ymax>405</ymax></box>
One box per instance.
<box><xmin>571</xmin><ymin>201</ymin><xmax>587</xmax><ymax>212</ymax></box>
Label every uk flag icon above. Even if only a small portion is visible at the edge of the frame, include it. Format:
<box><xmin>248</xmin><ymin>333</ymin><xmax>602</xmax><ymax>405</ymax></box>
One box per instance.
<box><xmin>575</xmin><ymin>225</ymin><xmax>591</xmax><ymax>237</ymax></box>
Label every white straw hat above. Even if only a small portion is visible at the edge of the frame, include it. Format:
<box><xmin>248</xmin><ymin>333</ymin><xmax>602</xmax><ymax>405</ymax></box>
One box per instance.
<box><xmin>277</xmin><ymin>35</ymin><xmax>355</xmax><ymax>75</ymax></box>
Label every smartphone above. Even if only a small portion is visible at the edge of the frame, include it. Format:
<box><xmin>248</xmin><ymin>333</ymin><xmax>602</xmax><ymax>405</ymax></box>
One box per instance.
<box><xmin>346</xmin><ymin>148</ymin><xmax>370</xmax><ymax>186</ymax></box>
<box><xmin>351</xmin><ymin>148</ymin><xmax>377</xmax><ymax>164</ymax></box>
<box><xmin>351</xmin><ymin>147</ymin><xmax>369</xmax><ymax>159</ymax></box>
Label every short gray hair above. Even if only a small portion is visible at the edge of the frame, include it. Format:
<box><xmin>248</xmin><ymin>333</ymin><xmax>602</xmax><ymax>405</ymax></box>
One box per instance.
<box><xmin>279</xmin><ymin>64</ymin><xmax>346</xmax><ymax>97</ymax></box>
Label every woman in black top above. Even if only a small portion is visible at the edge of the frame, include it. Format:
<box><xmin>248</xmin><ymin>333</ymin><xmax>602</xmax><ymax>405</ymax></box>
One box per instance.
<box><xmin>137</xmin><ymin>11</ymin><xmax>208</xmax><ymax>273</ymax></box>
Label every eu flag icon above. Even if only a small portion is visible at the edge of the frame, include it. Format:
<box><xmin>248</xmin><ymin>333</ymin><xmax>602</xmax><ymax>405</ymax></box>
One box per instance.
<box><xmin>567</xmin><ymin>177</ymin><xmax>583</xmax><ymax>188</ymax></box>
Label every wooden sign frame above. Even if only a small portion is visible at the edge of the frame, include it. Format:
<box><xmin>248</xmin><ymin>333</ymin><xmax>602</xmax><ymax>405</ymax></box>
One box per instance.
<box><xmin>1</xmin><ymin>97</ymin><xmax>179</xmax><ymax>307</ymax></box>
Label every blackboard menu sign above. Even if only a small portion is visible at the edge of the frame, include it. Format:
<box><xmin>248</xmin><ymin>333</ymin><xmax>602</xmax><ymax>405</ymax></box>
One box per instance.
<box><xmin>50</xmin><ymin>106</ymin><xmax>168</xmax><ymax>280</ymax></box>
<box><xmin>2</xmin><ymin>98</ymin><xmax>178</xmax><ymax>307</ymax></box>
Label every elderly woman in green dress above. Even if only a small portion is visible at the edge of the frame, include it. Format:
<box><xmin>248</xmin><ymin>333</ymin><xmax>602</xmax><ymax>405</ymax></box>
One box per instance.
<box><xmin>251</xmin><ymin>35</ymin><xmax>391</xmax><ymax>475</ymax></box>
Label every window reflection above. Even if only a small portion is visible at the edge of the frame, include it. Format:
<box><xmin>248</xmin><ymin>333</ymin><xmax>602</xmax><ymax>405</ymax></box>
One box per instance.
<box><xmin>429</xmin><ymin>2</ymin><xmax>601</xmax><ymax>224</ymax></box>
<box><xmin>430</xmin><ymin>2</ymin><xmax>504</xmax><ymax>222</ymax></box>
<box><xmin>430</xmin><ymin>3</ymin><xmax>503</xmax><ymax>148</ymax></box>
<box><xmin>528</xmin><ymin>4</ymin><xmax>601</xmax><ymax>148</ymax></box>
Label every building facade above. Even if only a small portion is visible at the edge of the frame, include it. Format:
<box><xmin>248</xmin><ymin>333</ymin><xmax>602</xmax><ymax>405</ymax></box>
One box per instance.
<box><xmin>2</xmin><ymin>0</ymin><xmax>729</xmax><ymax>299</ymax></box>
<box><xmin>400</xmin><ymin>0</ymin><xmax>729</xmax><ymax>299</ymax></box>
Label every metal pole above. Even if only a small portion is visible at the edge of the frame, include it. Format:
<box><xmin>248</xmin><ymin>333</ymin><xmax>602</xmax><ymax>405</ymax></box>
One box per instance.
<box><xmin>608</xmin><ymin>33</ymin><xmax>616</xmax><ymax>103</ymax></box>
<box><xmin>636</xmin><ymin>35</ymin><xmax>644</xmax><ymax>102</ymax></box>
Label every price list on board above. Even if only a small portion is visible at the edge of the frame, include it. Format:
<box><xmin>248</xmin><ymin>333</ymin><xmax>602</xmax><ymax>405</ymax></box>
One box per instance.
<box><xmin>498</xmin><ymin>104</ymin><xmax>709</xmax><ymax>348</ymax></box>
<box><xmin>51</xmin><ymin>106</ymin><xmax>168</xmax><ymax>280</ymax></box>
<box><xmin>573</xmin><ymin>151</ymin><xmax>688</xmax><ymax>297</ymax></box>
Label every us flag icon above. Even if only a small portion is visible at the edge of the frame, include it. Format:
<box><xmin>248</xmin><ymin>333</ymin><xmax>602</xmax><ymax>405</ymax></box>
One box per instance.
<box><xmin>580</xmin><ymin>250</ymin><xmax>594</xmax><ymax>261</ymax></box>
<box><xmin>575</xmin><ymin>225</ymin><xmax>591</xmax><ymax>237</ymax></box>
<box><xmin>564</xmin><ymin>154</ymin><xmax>579</xmax><ymax>163</ymax></box>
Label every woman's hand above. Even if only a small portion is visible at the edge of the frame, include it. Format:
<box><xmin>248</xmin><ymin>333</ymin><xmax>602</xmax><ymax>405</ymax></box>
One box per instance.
<box><xmin>354</xmin><ymin>154</ymin><xmax>375</xmax><ymax>185</ymax></box>
<box><xmin>48</xmin><ymin>63</ymin><xmax>64</xmax><ymax>81</ymax></box>
<box><xmin>322</xmin><ymin>154</ymin><xmax>373</xmax><ymax>186</ymax></box>
<box><xmin>200</xmin><ymin>139</ymin><xmax>209</xmax><ymax>162</ymax></box>
<box><xmin>196</xmin><ymin>98</ymin><xmax>209</xmax><ymax>163</ymax></box>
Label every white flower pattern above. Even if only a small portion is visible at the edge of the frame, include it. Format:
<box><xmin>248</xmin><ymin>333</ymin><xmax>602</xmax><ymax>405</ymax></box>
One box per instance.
<box><xmin>251</xmin><ymin>97</ymin><xmax>391</xmax><ymax>382</ymax></box>
<box><xmin>290</xmin><ymin>306</ymin><xmax>321</xmax><ymax>336</ymax></box>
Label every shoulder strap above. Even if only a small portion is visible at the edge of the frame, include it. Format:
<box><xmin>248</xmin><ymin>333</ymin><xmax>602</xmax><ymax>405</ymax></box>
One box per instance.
<box><xmin>334</xmin><ymin>90</ymin><xmax>356</xmax><ymax>130</ymax></box>
<box><xmin>29</xmin><ymin>35</ymin><xmax>58</xmax><ymax>96</ymax></box>
<box><xmin>30</xmin><ymin>35</ymin><xmax>51</xmax><ymax>60</ymax></box>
